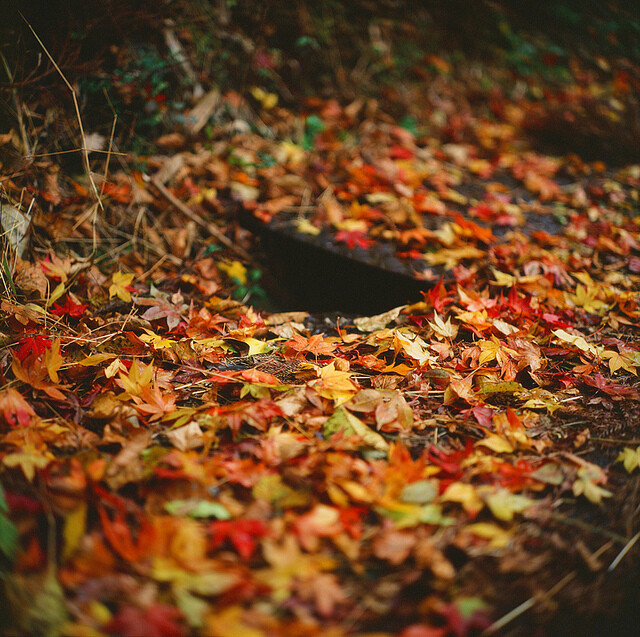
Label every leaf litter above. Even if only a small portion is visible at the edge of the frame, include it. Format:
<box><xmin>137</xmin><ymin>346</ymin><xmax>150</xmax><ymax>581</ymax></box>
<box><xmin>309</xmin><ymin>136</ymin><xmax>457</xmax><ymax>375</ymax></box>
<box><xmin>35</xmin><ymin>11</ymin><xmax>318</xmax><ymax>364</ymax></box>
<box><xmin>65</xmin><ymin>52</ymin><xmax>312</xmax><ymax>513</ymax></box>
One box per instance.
<box><xmin>2</xmin><ymin>5</ymin><xmax>640</xmax><ymax>637</ymax></box>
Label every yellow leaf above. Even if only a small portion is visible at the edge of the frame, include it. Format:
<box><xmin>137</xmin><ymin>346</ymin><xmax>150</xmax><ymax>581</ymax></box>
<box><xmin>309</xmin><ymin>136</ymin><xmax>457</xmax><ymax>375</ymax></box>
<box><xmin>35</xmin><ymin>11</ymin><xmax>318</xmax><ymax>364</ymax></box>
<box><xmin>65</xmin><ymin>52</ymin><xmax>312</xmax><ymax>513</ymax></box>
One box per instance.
<box><xmin>218</xmin><ymin>260</ymin><xmax>247</xmax><ymax>285</ymax></box>
<box><xmin>424</xmin><ymin>246</ymin><xmax>484</xmax><ymax>268</ymax></box>
<box><xmin>63</xmin><ymin>502</ymin><xmax>87</xmax><ymax>560</ymax></box>
<box><xmin>394</xmin><ymin>329</ymin><xmax>436</xmax><ymax>366</ymax></box>
<box><xmin>482</xmin><ymin>488</ymin><xmax>534</xmax><ymax>522</ymax></box>
<box><xmin>47</xmin><ymin>281</ymin><xmax>66</xmax><ymax>307</ymax></box>
<box><xmin>615</xmin><ymin>446</ymin><xmax>640</xmax><ymax>473</ymax></box>
<box><xmin>109</xmin><ymin>271</ymin><xmax>134</xmax><ymax>303</ymax></box>
<box><xmin>105</xmin><ymin>357</ymin><xmax>123</xmax><ymax>379</ymax></box>
<box><xmin>490</xmin><ymin>268</ymin><xmax>516</xmax><ymax>287</ymax></box>
<box><xmin>139</xmin><ymin>329</ymin><xmax>175</xmax><ymax>349</ymax></box>
<box><xmin>568</xmin><ymin>284</ymin><xmax>607</xmax><ymax>314</ymax></box>
<box><xmin>465</xmin><ymin>522</ymin><xmax>513</xmax><ymax>549</ymax></box>
<box><xmin>310</xmin><ymin>360</ymin><xmax>359</xmax><ymax>405</ymax></box>
<box><xmin>353</xmin><ymin>306</ymin><xmax>404</xmax><ymax>333</ymax></box>
<box><xmin>477</xmin><ymin>338</ymin><xmax>500</xmax><ymax>366</ymax></box>
<box><xmin>117</xmin><ymin>358</ymin><xmax>154</xmax><ymax>396</ymax></box>
<box><xmin>552</xmin><ymin>328</ymin><xmax>603</xmax><ymax>357</ymax></box>
<box><xmin>441</xmin><ymin>482</ymin><xmax>483</xmax><ymax>516</ymax></box>
<box><xmin>324</xmin><ymin>407</ymin><xmax>389</xmax><ymax>451</ymax></box>
<box><xmin>205</xmin><ymin>605</ymin><xmax>266</xmax><ymax>637</ymax></box>
<box><xmin>601</xmin><ymin>350</ymin><xmax>638</xmax><ymax>375</ymax></box>
<box><xmin>250</xmin><ymin>86</ymin><xmax>278</xmax><ymax>110</ymax></box>
<box><xmin>3</xmin><ymin>447</ymin><xmax>52</xmax><ymax>481</ymax></box>
<box><xmin>429</xmin><ymin>311</ymin><xmax>458</xmax><ymax>340</ymax></box>
<box><xmin>44</xmin><ymin>337</ymin><xmax>63</xmax><ymax>383</ymax></box>
<box><xmin>295</xmin><ymin>218</ymin><xmax>321</xmax><ymax>236</ymax></box>
<box><xmin>242</xmin><ymin>337</ymin><xmax>274</xmax><ymax>356</ymax></box>
<box><xmin>78</xmin><ymin>353</ymin><xmax>117</xmax><ymax>366</ymax></box>
<box><xmin>572</xmin><ymin>467</ymin><xmax>612</xmax><ymax>504</ymax></box>
<box><xmin>476</xmin><ymin>434</ymin><xmax>514</xmax><ymax>454</ymax></box>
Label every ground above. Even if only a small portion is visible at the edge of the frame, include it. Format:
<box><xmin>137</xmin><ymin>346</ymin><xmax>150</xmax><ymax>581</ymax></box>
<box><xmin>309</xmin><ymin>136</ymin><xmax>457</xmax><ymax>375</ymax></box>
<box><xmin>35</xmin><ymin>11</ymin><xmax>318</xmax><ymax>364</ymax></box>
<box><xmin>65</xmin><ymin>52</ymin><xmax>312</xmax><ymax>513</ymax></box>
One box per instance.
<box><xmin>1</xmin><ymin>3</ymin><xmax>640</xmax><ymax>636</ymax></box>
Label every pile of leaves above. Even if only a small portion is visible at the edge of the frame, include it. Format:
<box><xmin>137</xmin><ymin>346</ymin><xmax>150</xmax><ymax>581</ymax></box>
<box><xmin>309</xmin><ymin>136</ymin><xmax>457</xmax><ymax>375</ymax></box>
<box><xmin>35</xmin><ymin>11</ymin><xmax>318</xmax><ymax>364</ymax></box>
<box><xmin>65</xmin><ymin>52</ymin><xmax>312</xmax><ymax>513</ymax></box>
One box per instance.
<box><xmin>2</xmin><ymin>3</ymin><xmax>640</xmax><ymax>636</ymax></box>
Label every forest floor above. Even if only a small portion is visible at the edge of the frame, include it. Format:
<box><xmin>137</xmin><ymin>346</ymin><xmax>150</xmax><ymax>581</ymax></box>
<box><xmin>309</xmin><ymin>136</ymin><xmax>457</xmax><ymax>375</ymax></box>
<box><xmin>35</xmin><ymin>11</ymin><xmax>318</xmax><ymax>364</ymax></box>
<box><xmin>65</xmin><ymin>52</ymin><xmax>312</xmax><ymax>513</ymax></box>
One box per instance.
<box><xmin>1</xmin><ymin>3</ymin><xmax>640</xmax><ymax>635</ymax></box>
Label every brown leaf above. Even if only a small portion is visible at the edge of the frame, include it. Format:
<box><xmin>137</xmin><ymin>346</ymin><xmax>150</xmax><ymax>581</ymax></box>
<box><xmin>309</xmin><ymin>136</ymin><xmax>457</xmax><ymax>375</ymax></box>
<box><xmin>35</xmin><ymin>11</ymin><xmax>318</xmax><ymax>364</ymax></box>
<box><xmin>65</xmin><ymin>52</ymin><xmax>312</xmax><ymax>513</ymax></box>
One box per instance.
<box><xmin>13</xmin><ymin>258</ymin><xmax>48</xmax><ymax>299</ymax></box>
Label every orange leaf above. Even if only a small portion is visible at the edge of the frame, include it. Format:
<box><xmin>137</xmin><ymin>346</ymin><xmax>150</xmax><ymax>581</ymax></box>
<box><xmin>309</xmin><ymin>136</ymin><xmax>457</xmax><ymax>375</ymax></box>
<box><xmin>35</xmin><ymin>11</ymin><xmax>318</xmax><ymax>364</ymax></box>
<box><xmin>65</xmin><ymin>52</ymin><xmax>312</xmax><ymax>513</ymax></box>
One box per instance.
<box><xmin>0</xmin><ymin>387</ymin><xmax>36</xmax><ymax>426</ymax></box>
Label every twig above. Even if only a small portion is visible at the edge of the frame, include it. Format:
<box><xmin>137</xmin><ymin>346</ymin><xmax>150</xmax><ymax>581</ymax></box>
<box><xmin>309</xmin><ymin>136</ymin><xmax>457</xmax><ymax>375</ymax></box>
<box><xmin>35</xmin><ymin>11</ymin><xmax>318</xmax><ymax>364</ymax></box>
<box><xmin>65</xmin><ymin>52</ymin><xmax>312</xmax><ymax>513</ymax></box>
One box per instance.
<box><xmin>482</xmin><ymin>572</ymin><xmax>576</xmax><ymax>635</ymax></box>
<box><xmin>608</xmin><ymin>530</ymin><xmax>640</xmax><ymax>572</ymax></box>
<box><xmin>483</xmin><ymin>542</ymin><xmax>612</xmax><ymax>634</ymax></box>
<box><xmin>150</xmin><ymin>176</ymin><xmax>256</xmax><ymax>265</ymax></box>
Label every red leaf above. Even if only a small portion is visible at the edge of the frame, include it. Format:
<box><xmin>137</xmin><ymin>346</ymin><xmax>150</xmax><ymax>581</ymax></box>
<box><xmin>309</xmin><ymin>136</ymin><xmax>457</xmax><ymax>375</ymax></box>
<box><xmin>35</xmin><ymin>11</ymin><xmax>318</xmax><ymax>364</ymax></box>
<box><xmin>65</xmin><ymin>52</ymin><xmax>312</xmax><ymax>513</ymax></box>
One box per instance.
<box><xmin>104</xmin><ymin>604</ymin><xmax>186</xmax><ymax>637</ymax></box>
<box><xmin>15</xmin><ymin>335</ymin><xmax>52</xmax><ymax>361</ymax></box>
<box><xmin>98</xmin><ymin>501</ymin><xmax>155</xmax><ymax>562</ymax></box>
<box><xmin>390</xmin><ymin>145</ymin><xmax>414</xmax><ymax>159</ymax></box>
<box><xmin>335</xmin><ymin>229</ymin><xmax>373</xmax><ymax>250</ymax></box>
<box><xmin>209</xmin><ymin>519</ymin><xmax>270</xmax><ymax>559</ymax></box>
<box><xmin>50</xmin><ymin>296</ymin><xmax>88</xmax><ymax>318</ymax></box>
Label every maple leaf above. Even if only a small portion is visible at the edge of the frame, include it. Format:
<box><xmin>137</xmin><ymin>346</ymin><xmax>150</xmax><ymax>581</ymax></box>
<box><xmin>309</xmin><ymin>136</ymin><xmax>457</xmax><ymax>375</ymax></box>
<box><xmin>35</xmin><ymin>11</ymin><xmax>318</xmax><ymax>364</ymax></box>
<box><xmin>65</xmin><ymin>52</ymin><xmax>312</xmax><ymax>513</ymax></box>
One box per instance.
<box><xmin>134</xmin><ymin>385</ymin><xmax>177</xmax><ymax>421</ymax></box>
<box><xmin>284</xmin><ymin>333</ymin><xmax>336</xmax><ymax>359</ymax></box>
<box><xmin>552</xmin><ymin>328</ymin><xmax>603</xmax><ymax>358</ymax></box>
<box><xmin>40</xmin><ymin>255</ymin><xmax>70</xmax><ymax>282</ymax></box>
<box><xmin>12</xmin><ymin>354</ymin><xmax>66</xmax><ymax>401</ymax></box>
<box><xmin>209</xmin><ymin>519</ymin><xmax>270</xmax><ymax>559</ymax></box>
<box><xmin>49</xmin><ymin>295</ymin><xmax>88</xmax><ymax>318</ymax></box>
<box><xmin>259</xmin><ymin>535</ymin><xmax>336</xmax><ymax>602</ymax></box>
<box><xmin>3</xmin><ymin>445</ymin><xmax>53</xmax><ymax>481</ymax></box>
<box><xmin>441</xmin><ymin>482</ymin><xmax>484</xmax><ymax>517</ymax></box>
<box><xmin>373</xmin><ymin>526</ymin><xmax>417</xmax><ymax>565</ymax></box>
<box><xmin>104</xmin><ymin>604</ymin><xmax>186</xmax><ymax>637</ymax></box>
<box><xmin>394</xmin><ymin>329</ymin><xmax>437</xmax><ymax>366</ymax></box>
<box><xmin>97</xmin><ymin>494</ymin><xmax>155</xmax><ymax>562</ymax></box>
<box><xmin>139</xmin><ymin>329</ymin><xmax>176</xmax><ymax>349</ymax></box>
<box><xmin>231</xmin><ymin>399</ymin><xmax>283</xmax><ymax>432</ymax></box>
<box><xmin>310</xmin><ymin>360</ymin><xmax>359</xmax><ymax>405</ymax></box>
<box><xmin>424</xmin><ymin>246</ymin><xmax>485</xmax><ymax>268</ymax></box>
<box><xmin>477</xmin><ymin>336</ymin><xmax>517</xmax><ymax>368</ymax></box>
<box><xmin>601</xmin><ymin>349</ymin><xmax>639</xmax><ymax>375</ymax></box>
<box><xmin>335</xmin><ymin>229</ymin><xmax>373</xmax><ymax>250</ymax></box>
<box><xmin>294</xmin><ymin>572</ymin><xmax>348</xmax><ymax>618</ymax></box>
<box><xmin>524</xmin><ymin>171</ymin><xmax>560</xmax><ymax>200</ymax></box>
<box><xmin>117</xmin><ymin>359</ymin><xmax>155</xmax><ymax>396</ymax></box>
<box><xmin>139</xmin><ymin>296</ymin><xmax>187</xmax><ymax>331</ymax></box>
<box><xmin>581</xmin><ymin>373</ymin><xmax>639</xmax><ymax>399</ymax></box>
<box><xmin>445</xmin><ymin>373</ymin><xmax>478</xmax><ymax>405</ymax></box>
<box><xmin>296</xmin><ymin>217</ymin><xmax>321</xmax><ymax>235</ymax></box>
<box><xmin>0</xmin><ymin>388</ymin><xmax>36</xmax><ymax>426</ymax></box>
<box><xmin>293</xmin><ymin>505</ymin><xmax>343</xmax><ymax>551</ymax></box>
<box><xmin>421</xmin><ymin>277</ymin><xmax>454</xmax><ymax>313</ymax></box>
<box><xmin>324</xmin><ymin>406</ymin><xmax>389</xmax><ymax>450</ymax></box>
<box><xmin>186</xmin><ymin>307</ymin><xmax>229</xmax><ymax>338</ymax></box>
<box><xmin>109</xmin><ymin>271</ymin><xmax>135</xmax><ymax>303</ymax></box>
<box><xmin>567</xmin><ymin>283</ymin><xmax>607</xmax><ymax>314</ymax></box>
<box><xmin>481</xmin><ymin>487</ymin><xmax>534</xmax><ymax>522</ymax></box>
<box><xmin>572</xmin><ymin>467</ymin><xmax>612</xmax><ymax>504</ymax></box>
<box><xmin>615</xmin><ymin>446</ymin><xmax>640</xmax><ymax>473</ymax></box>
<box><xmin>429</xmin><ymin>311</ymin><xmax>458</xmax><ymax>340</ymax></box>
<box><xmin>15</xmin><ymin>334</ymin><xmax>52</xmax><ymax>362</ymax></box>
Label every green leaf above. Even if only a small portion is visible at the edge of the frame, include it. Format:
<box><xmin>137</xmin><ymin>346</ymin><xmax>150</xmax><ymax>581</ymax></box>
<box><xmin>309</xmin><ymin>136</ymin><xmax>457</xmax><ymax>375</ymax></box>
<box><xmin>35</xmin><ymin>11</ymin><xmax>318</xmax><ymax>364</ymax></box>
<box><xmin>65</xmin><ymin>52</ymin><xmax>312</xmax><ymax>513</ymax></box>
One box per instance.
<box><xmin>401</xmin><ymin>480</ymin><xmax>437</xmax><ymax>504</ymax></box>
<box><xmin>164</xmin><ymin>499</ymin><xmax>231</xmax><ymax>520</ymax></box>
<box><xmin>324</xmin><ymin>407</ymin><xmax>389</xmax><ymax>451</ymax></box>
